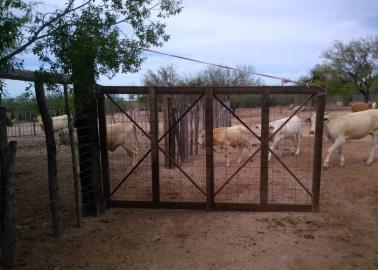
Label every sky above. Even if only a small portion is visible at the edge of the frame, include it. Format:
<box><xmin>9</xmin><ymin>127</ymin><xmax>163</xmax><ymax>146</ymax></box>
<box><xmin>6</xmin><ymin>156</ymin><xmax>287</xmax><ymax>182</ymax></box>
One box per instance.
<box><xmin>4</xmin><ymin>0</ymin><xmax>378</xmax><ymax>97</ymax></box>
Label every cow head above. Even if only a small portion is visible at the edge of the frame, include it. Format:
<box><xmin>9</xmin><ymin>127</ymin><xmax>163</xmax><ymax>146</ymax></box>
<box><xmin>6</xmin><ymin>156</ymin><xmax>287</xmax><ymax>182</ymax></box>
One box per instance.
<box><xmin>305</xmin><ymin>113</ymin><xmax>316</xmax><ymax>134</ymax></box>
<box><xmin>255</xmin><ymin>124</ymin><xmax>274</xmax><ymax>138</ymax></box>
<box><xmin>198</xmin><ymin>130</ymin><xmax>205</xmax><ymax>149</ymax></box>
<box><xmin>5</xmin><ymin>112</ymin><xmax>15</xmax><ymax>127</ymax></box>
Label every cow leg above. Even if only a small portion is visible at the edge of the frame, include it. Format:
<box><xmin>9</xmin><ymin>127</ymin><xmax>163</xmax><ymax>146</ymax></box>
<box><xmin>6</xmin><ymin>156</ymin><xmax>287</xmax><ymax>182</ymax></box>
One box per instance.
<box><xmin>290</xmin><ymin>134</ymin><xmax>300</xmax><ymax>156</ymax></box>
<box><xmin>366</xmin><ymin>132</ymin><xmax>378</xmax><ymax>166</ymax></box>
<box><xmin>268</xmin><ymin>137</ymin><xmax>279</xmax><ymax>161</ymax></box>
<box><xmin>294</xmin><ymin>133</ymin><xmax>301</xmax><ymax>156</ymax></box>
<box><xmin>323</xmin><ymin>137</ymin><xmax>345</xmax><ymax>168</ymax></box>
<box><xmin>225</xmin><ymin>142</ymin><xmax>230</xmax><ymax>166</ymax></box>
<box><xmin>337</xmin><ymin>147</ymin><xmax>345</xmax><ymax>167</ymax></box>
<box><xmin>237</xmin><ymin>145</ymin><xmax>243</xmax><ymax>164</ymax></box>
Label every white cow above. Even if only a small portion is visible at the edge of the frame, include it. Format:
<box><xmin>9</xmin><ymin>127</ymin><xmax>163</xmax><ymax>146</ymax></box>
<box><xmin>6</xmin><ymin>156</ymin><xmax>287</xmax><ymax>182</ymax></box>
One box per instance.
<box><xmin>198</xmin><ymin>125</ymin><xmax>256</xmax><ymax>166</ymax></box>
<box><xmin>36</xmin><ymin>114</ymin><xmax>68</xmax><ymax>133</ymax></box>
<box><xmin>256</xmin><ymin>115</ymin><xmax>302</xmax><ymax>161</ymax></box>
<box><xmin>307</xmin><ymin>109</ymin><xmax>378</xmax><ymax>167</ymax></box>
<box><xmin>59</xmin><ymin>121</ymin><xmax>140</xmax><ymax>166</ymax></box>
<box><xmin>106</xmin><ymin>122</ymin><xmax>140</xmax><ymax>166</ymax></box>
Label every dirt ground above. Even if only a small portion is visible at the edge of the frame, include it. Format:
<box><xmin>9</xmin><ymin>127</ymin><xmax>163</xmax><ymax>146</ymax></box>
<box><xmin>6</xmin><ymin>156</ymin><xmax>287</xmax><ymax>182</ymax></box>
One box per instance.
<box><xmin>6</xmin><ymin>108</ymin><xmax>378</xmax><ymax>270</ymax></box>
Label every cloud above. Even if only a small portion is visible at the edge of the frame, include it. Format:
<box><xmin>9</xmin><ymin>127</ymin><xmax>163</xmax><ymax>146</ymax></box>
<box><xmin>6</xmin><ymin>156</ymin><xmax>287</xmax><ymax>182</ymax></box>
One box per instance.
<box><xmin>4</xmin><ymin>0</ymin><xmax>378</xmax><ymax>96</ymax></box>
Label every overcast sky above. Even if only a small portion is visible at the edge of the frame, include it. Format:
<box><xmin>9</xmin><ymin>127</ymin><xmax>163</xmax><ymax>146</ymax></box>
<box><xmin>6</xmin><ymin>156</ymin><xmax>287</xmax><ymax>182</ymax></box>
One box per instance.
<box><xmin>4</xmin><ymin>0</ymin><xmax>378</xmax><ymax>97</ymax></box>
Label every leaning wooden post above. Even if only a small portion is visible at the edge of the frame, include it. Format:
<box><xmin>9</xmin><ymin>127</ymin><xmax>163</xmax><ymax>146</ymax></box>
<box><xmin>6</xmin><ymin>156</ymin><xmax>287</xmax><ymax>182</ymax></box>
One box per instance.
<box><xmin>260</xmin><ymin>90</ymin><xmax>270</xmax><ymax>210</ymax></box>
<box><xmin>149</xmin><ymin>87</ymin><xmax>160</xmax><ymax>207</ymax></box>
<box><xmin>1</xmin><ymin>141</ymin><xmax>17</xmax><ymax>269</ymax></box>
<box><xmin>97</xmin><ymin>88</ymin><xmax>110</xmax><ymax>209</ymax></box>
<box><xmin>312</xmin><ymin>91</ymin><xmax>326</xmax><ymax>211</ymax></box>
<box><xmin>34</xmin><ymin>80</ymin><xmax>62</xmax><ymax>238</ymax></box>
<box><xmin>205</xmin><ymin>88</ymin><xmax>214</xmax><ymax>210</ymax></box>
<box><xmin>63</xmin><ymin>84</ymin><xmax>81</xmax><ymax>227</ymax></box>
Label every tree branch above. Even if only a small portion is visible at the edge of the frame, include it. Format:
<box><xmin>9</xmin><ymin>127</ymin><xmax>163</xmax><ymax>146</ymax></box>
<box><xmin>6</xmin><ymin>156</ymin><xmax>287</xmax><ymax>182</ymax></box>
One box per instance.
<box><xmin>0</xmin><ymin>0</ymin><xmax>91</xmax><ymax>63</ymax></box>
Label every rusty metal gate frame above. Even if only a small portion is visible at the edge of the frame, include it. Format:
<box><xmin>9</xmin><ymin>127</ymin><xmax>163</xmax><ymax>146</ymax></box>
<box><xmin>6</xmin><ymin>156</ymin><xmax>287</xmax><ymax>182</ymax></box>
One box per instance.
<box><xmin>106</xmin><ymin>92</ymin><xmax>206</xmax><ymax>200</ymax></box>
<box><xmin>97</xmin><ymin>86</ymin><xmax>326</xmax><ymax>211</ymax></box>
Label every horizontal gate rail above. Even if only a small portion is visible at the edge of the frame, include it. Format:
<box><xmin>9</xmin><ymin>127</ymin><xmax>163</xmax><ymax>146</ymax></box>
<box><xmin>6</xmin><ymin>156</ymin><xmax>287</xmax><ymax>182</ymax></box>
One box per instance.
<box><xmin>99</xmin><ymin>85</ymin><xmax>325</xmax><ymax>95</ymax></box>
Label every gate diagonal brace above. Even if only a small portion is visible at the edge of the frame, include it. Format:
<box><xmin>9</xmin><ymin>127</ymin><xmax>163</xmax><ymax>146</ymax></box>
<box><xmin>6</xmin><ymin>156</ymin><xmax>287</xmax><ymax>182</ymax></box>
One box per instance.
<box><xmin>107</xmin><ymin>93</ymin><xmax>206</xmax><ymax>197</ymax></box>
<box><xmin>213</xmin><ymin>94</ymin><xmax>261</xmax><ymax>141</ymax></box>
<box><xmin>214</xmin><ymin>147</ymin><xmax>261</xmax><ymax>197</ymax></box>
<box><xmin>265</xmin><ymin>94</ymin><xmax>315</xmax><ymax>198</ymax></box>
<box><xmin>110</xmin><ymin>149</ymin><xmax>152</xmax><ymax>196</ymax></box>
<box><xmin>268</xmin><ymin>148</ymin><xmax>313</xmax><ymax>197</ymax></box>
<box><xmin>269</xmin><ymin>93</ymin><xmax>314</xmax><ymax>140</ymax></box>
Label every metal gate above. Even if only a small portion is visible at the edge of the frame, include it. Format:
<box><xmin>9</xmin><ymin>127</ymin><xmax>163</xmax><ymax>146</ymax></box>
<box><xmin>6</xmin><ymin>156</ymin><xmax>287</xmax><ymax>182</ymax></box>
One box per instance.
<box><xmin>97</xmin><ymin>86</ymin><xmax>326</xmax><ymax>211</ymax></box>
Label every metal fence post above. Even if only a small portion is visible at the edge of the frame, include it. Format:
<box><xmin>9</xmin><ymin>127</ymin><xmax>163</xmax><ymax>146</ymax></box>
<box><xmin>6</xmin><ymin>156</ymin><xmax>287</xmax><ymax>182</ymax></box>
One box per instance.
<box><xmin>149</xmin><ymin>87</ymin><xmax>160</xmax><ymax>207</ymax></box>
<box><xmin>312</xmin><ymin>92</ymin><xmax>326</xmax><ymax>211</ymax></box>
<box><xmin>260</xmin><ymin>90</ymin><xmax>270</xmax><ymax>210</ymax></box>
<box><xmin>205</xmin><ymin>88</ymin><xmax>214</xmax><ymax>210</ymax></box>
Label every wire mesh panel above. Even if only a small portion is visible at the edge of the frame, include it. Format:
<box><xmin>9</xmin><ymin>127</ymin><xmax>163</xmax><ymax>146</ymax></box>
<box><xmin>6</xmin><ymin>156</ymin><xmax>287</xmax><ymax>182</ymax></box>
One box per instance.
<box><xmin>212</xmin><ymin>94</ymin><xmax>261</xmax><ymax>205</ymax></box>
<box><xmin>157</xmin><ymin>94</ymin><xmax>206</xmax><ymax>203</ymax></box>
<box><xmin>99</xmin><ymin>86</ymin><xmax>325</xmax><ymax>211</ymax></box>
<box><xmin>266</xmin><ymin>94</ymin><xmax>316</xmax><ymax>206</ymax></box>
<box><xmin>105</xmin><ymin>94</ymin><xmax>152</xmax><ymax>202</ymax></box>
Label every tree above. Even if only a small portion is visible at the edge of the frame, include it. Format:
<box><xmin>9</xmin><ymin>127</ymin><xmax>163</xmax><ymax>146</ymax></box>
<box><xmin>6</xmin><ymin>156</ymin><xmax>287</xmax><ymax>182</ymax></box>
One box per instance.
<box><xmin>143</xmin><ymin>64</ymin><xmax>180</xmax><ymax>86</ymax></box>
<box><xmin>321</xmin><ymin>36</ymin><xmax>378</xmax><ymax>102</ymax></box>
<box><xmin>198</xmin><ymin>65</ymin><xmax>261</xmax><ymax>86</ymax></box>
<box><xmin>0</xmin><ymin>0</ymin><xmax>31</xmax><ymax>70</ymax></box>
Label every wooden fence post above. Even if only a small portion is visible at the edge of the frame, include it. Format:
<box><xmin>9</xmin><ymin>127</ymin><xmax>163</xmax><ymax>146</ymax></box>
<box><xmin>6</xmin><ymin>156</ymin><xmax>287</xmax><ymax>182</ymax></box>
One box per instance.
<box><xmin>260</xmin><ymin>90</ymin><xmax>270</xmax><ymax>210</ymax></box>
<box><xmin>312</xmin><ymin>92</ymin><xmax>326</xmax><ymax>211</ymax></box>
<box><xmin>34</xmin><ymin>80</ymin><xmax>62</xmax><ymax>238</ymax></box>
<box><xmin>149</xmin><ymin>87</ymin><xmax>160</xmax><ymax>207</ymax></box>
<box><xmin>1</xmin><ymin>141</ymin><xmax>17</xmax><ymax>269</ymax></box>
<box><xmin>205</xmin><ymin>89</ymin><xmax>214</xmax><ymax>210</ymax></box>
<box><xmin>63</xmin><ymin>84</ymin><xmax>81</xmax><ymax>227</ymax></box>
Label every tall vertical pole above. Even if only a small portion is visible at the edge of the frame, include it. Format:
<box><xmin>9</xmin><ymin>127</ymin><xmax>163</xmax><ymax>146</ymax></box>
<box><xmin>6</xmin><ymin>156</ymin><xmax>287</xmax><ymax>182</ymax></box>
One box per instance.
<box><xmin>312</xmin><ymin>92</ymin><xmax>326</xmax><ymax>211</ymax></box>
<box><xmin>260</xmin><ymin>90</ymin><xmax>270</xmax><ymax>210</ymax></box>
<box><xmin>97</xmin><ymin>89</ymin><xmax>110</xmax><ymax>210</ymax></box>
<box><xmin>205</xmin><ymin>89</ymin><xmax>214</xmax><ymax>210</ymax></box>
<box><xmin>149</xmin><ymin>87</ymin><xmax>160</xmax><ymax>207</ymax></box>
<box><xmin>35</xmin><ymin>80</ymin><xmax>62</xmax><ymax>237</ymax></box>
<box><xmin>63</xmin><ymin>84</ymin><xmax>81</xmax><ymax>227</ymax></box>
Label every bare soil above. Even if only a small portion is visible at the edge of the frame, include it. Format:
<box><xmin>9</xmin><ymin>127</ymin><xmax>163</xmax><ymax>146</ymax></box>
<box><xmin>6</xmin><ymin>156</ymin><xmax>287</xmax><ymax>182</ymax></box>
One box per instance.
<box><xmin>7</xmin><ymin>108</ymin><xmax>378</xmax><ymax>270</ymax></box>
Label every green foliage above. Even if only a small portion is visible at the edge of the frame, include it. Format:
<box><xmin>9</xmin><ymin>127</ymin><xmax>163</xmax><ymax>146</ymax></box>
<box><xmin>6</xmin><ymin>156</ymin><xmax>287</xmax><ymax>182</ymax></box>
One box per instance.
<box><xmin>0</xmin><ymin>0</ymin><xmax>31</xmax><ymax>70</ymax></box>
<box><xmin>320</xmin><ymin>36</ymin><xmax>378</xmax><ymax>102</ymax></box>
<box><xmin>2</xmin><ymin>91</ymin><xmax>74</xmax><ymax>121</ymax></box>
<box><xmin>32</xmin><ymin>0</ymin><xmax>183</xmax><ymax>80</ymax></box>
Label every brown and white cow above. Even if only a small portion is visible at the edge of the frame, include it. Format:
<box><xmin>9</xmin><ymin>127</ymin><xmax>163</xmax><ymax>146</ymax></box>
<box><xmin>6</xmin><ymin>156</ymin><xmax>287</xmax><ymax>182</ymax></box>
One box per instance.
<box><xmin>351</xmin><ymin>102</ymin><xmax>377</xmax><ymax>112</ymax></box>
<box><xmin>198</xmin><ymin>125</ymin><xmax>256</xmax><ymax>166</ymax></box>
<box><xmin>307</xmin><ymin>109</ymin><xmax>378</xmax><ymax>168</ymax></box>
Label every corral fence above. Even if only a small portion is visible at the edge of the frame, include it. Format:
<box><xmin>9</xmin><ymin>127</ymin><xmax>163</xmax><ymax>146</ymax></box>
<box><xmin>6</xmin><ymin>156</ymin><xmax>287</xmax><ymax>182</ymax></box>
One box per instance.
<box><xmin>97</xmin><ymin>85</ymin><xmax>326</xmax><ymax>212</ymax></box>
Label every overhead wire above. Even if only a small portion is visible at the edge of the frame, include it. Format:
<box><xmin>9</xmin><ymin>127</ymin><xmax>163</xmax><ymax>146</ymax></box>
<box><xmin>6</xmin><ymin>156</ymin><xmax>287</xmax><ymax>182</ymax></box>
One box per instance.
<box><xmin>142</xmin><ymin>48</ymin><xmax>310</xmax><ymax>86</ymax></box>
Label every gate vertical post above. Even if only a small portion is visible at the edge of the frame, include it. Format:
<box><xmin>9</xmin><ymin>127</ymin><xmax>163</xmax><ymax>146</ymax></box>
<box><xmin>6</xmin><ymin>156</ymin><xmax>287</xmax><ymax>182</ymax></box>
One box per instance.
<box><xmin>312</xmin><ymin>92</ymin><xmax>326</xmax><ymax>211</ymax></box>
<box><xmin>167</xmin><ymin>97</ymin><xmax>175</xmax><ymax>169</ymax></box>
<box><xmin>149</xmin><ymin>87</ymin><xmax>160</xmax><ymax>207</ymax></box>
<box><xmin>205</xmin><ymin>88</ymin><xmax>214</xmax><ymax>210</ymax></box>
<box><xmin>97</xmin><ymin>89</ymin><xmax>110</xmax><ymax>209</ymax></box>
<box><xmin>260</xmin><ymin>90</ymin><xmax>270</xmax><ymax>210</ymax></box>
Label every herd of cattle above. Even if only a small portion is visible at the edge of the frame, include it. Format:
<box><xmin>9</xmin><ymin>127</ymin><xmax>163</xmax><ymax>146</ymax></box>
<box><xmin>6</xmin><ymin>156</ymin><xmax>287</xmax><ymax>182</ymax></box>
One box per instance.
<box><xmin>5</xmin><ymin>101</ymin><xmax>378</xmax><ymax>169</ymax></box>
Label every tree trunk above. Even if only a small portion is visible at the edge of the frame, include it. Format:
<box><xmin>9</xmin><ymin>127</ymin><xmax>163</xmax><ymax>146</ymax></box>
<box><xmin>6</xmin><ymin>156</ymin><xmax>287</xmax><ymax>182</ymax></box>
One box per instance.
<box><xmin>71</xmin><ymin>33</ymin><xmax>102</xmax><ymax>216</ymax></box>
